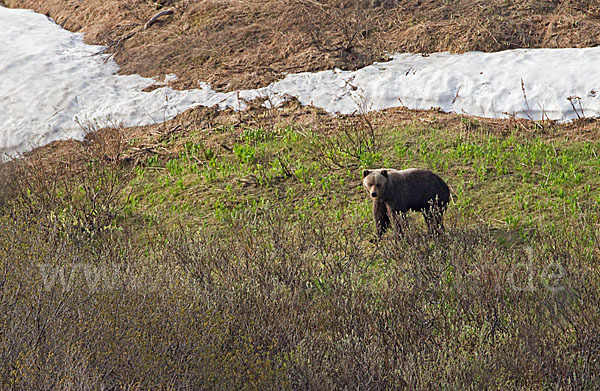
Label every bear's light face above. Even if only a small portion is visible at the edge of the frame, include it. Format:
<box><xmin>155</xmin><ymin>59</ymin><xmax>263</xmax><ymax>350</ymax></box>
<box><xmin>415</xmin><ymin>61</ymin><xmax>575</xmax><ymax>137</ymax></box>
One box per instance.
<box><xmin>363</xmin><ymin>170</ymin><xmax>387</xmax><ymax>199</ymax></box>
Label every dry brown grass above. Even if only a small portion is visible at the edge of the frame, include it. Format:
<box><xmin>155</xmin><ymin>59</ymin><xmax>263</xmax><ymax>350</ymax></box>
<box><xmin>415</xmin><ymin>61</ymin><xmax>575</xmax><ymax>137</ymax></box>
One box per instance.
<box><xmin>6</xmin><ymin>0</ymin><xmax>600</xmax><ymax>91</ymax></box>
<box><xmin>120</xmin><ymin>100</ymin><xmax>600</xmax><ymax>162</ymax></box>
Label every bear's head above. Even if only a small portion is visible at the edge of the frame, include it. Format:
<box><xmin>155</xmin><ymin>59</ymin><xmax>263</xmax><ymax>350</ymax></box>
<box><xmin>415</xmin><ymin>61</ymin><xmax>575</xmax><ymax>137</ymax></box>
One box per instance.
<box><xmin>362</xmin><ymin>169</ymin><xmax>388</xmax><ymax>199</ymax></box>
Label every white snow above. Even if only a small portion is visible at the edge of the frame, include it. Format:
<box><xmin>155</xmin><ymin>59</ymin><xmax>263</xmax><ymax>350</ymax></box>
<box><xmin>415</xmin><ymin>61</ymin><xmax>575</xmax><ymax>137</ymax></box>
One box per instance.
<box><xmin>275</xmin><ymin>49</ymin><xmax>600</xmax><ymax>120</ymax></box>
<box><xmin>1</xmin><ymin>5</ymin><xmax>600</xmax><ymax>156</ymax></box>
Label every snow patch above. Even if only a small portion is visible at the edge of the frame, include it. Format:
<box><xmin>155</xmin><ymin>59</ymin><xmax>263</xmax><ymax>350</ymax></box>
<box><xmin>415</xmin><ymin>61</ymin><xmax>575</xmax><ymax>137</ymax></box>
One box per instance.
<box><xmin>1</xmin><ymin>5</ymin><xmax>600</xmax><ymax>157</ymax></box>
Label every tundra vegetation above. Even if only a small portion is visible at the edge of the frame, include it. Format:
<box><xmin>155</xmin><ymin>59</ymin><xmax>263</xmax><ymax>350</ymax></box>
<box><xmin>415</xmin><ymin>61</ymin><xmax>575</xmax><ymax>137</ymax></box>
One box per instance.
<box><xmin>1</xmin><ymin>106</ymin><xmax>599</xmax><ymax>389</ymax></box>
<box><xmin>1</xmin><ymin>0</ymin><xmax>600</xmax><ymax>389</ymax></box>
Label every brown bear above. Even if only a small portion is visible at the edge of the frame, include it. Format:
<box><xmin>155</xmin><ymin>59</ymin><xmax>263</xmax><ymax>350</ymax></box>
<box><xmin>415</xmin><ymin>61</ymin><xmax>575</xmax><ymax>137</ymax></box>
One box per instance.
<box><xmin>362</xmin><ymin>168</ymin><xmax>450</xmax><ymax>238</ymax></box>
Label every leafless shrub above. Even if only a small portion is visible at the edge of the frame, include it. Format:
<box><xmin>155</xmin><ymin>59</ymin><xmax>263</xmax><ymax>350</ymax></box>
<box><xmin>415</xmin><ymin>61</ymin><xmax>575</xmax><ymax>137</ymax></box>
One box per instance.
<box><xmin>6</xmin><ymin>126</ymin><xmax>132</xmax><ymax>235</ymax></box>
<box><xmin>294</xmin><ymin>0</ymin><xmax>387</xmax><ymax>68</ymax></box>
<box><xmin>157</xmin><ymin>207</ymin><xmax>600</xmax><ymax>389</ymax></box>
<box><xmin>315</xmin><ymin>108</ymin><xmax>382</xmax><ymax>169</ymax></box>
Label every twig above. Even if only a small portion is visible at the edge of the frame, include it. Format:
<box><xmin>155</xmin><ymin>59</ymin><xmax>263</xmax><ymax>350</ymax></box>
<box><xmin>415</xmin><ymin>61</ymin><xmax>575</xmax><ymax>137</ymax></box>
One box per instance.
<box><xmin>452</xmin><ymin>84</ymin><xmax>462</xmax><ymax>104</ymax></box>
<box><xmin>521</xmin><ymin>78</ymin><xmax>532</xmax><ymax>119</ymax></box>
<box><xmin>145</xmin><ymin>9</ymin><xmax>174</xmax><ymax>29</ymax></box>
<box><xmin>567</xmin><ymin>96</ymin><xmax>585</xmax><ymax>119</ymax></box>
<box><xmin>521</xmin><ymin>78</ymin><xmax>543</xmax><ymax>129</ymax></box>
<box><xmin>94</xmin><ymin>31</ymin><xmax>137</xmax><ymax>61</ymax></box>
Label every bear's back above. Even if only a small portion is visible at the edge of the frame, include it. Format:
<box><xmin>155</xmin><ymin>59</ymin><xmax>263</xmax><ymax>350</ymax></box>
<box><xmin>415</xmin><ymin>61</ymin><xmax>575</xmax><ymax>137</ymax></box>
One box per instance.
<box><xmin>386</xmin><ymin>168</ymin><xmax>450</xmax><ymax>210</ymax></box>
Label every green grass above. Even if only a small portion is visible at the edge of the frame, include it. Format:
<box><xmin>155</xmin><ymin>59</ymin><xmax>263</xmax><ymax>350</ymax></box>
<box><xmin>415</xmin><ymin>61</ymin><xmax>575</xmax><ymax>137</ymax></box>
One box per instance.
<box><xmin>1</xmin><ymin>118</ymin><xmax>599</xmax><ymax>389</ymax></box>
<box><xmin>128</xmin><ymin>121</ymin><xmax>600</xmax><ymax>234</ymax></box>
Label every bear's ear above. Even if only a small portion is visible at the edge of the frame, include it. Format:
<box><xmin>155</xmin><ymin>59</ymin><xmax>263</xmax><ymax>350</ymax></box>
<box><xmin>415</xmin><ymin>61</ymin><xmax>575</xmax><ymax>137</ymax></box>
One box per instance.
<box><xmin>362</xmin><ymin>169</ymin><xmax>370</xmax><ymax>178</ymax></box>
<box><xmin>381</xmin><ymin>169</ymin><xmax>388</xmax><ymax>178</ymax></box>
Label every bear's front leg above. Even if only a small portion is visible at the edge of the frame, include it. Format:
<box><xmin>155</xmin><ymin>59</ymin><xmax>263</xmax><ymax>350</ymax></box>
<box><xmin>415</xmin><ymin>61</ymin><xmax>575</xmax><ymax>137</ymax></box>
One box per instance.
<box><xmin>373</xmin><ymin>200</ymin><xmax>390</xmax><ymax>238</ymax></box>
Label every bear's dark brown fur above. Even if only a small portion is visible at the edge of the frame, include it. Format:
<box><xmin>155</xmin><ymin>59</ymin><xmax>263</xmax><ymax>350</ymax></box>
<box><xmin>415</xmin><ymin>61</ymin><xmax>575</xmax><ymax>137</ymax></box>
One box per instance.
<box><xmin>362</xmin><ymin>168</ymin><xmax>450</xmax><ymax>238</ymax></box>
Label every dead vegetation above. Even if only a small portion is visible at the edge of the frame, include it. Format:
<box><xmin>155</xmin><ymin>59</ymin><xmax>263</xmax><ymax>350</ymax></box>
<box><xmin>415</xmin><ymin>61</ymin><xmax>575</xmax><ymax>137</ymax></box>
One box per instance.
<box><xmin>5</xmin><ymin>0</ymin><xmax>600</xmax><ymax>91</ymax></box>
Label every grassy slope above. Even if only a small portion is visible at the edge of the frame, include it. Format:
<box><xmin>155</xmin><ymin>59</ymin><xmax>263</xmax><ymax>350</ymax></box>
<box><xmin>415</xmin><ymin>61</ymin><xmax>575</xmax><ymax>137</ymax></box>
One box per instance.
<box><xmin>1</xmin><ymin>106</ymin><xmax>599</xmax><ymax>389</ymax></box>
<box><xmin>130</xmin><ymin>111</ymin><xmax>600</xmax><ymax>232</ymax></box>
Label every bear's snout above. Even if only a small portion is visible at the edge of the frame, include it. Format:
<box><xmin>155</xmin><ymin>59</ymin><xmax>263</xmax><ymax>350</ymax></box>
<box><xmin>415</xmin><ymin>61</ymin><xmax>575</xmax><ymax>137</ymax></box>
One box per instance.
<box><xmin>371</xmin><ymin>192</ymin><xmax>377</xmax><ymax>198</ymax></box>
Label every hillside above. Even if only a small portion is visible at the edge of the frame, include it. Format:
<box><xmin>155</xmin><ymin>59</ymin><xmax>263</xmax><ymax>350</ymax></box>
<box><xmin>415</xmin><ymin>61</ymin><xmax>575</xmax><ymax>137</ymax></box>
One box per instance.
<box><xmin>1</xmin><ymin>1</ymin><xmax>600</xmax><ymax>390</ymax></box>
<box><xmin>5</xmin><ymin>0</ymin><xmax>600</xmax><ymax>91</ymax></box>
